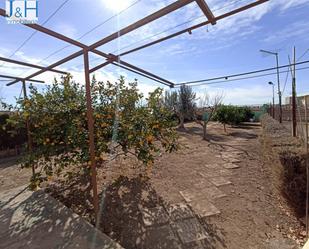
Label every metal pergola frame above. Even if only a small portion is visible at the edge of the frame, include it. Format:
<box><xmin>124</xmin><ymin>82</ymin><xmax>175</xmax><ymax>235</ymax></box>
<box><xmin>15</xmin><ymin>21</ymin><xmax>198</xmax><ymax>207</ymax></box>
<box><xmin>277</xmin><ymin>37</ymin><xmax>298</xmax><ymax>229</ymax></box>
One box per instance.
<box><xmin>0</xmin><ymin>57</ymin><xmax>68</xmax><ymax>177</ymax></box>
<box><xmin>0</xmin><ymin>0</ymin><xmax>268</xmax><ymax>221</ymax></box>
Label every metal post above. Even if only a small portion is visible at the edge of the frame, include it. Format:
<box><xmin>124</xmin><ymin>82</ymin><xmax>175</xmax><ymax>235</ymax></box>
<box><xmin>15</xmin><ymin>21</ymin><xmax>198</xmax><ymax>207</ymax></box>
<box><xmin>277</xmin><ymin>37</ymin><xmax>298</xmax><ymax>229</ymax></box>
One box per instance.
<box><xmin>305</xmin><ymin>96</ymin><xmax>308</xmax><ymax>238</ymax></box>
<box><xmin>83</xmin><ymin>49</ymin><xmax>99</xmax><ymax>222</ymax></box>
<box><xmin>272</xmin><ymin>84</ymin><xmax>275</xmax><ymax>118</ymax></box>
<box><xmin>292</xmin><ymin>47</ymin><xmax>297</xmax><ymax>137</ymax></box>
<box><xmin>22</xmin><ymin>80</ymin><xmax>35</xmax><ymax>177</ymax></box>
<box><xmin>276</xmin><ymin>53</ymin><xmax>282</xmax><ymax>123</ymax></box>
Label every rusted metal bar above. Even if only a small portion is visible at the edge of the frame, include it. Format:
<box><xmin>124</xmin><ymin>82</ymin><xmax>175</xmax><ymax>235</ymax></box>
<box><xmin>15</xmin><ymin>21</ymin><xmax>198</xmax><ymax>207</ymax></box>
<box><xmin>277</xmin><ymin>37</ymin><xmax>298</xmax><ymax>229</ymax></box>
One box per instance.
<box><xmin>89</xmin><ymin>61</ymin><xmax>111</xmax><ymax>74</ymax></box>
<box><xmin>111</xmin><ymin>62</ymin><xmax>173</xmax><ymax>87</ymax></box>
<box><xmin>195</xmin><ymin>0</ymin><xmax>216</xmax><ymax>24</ymax></box>
<box><xmin>83</xmin><ymin>49</ymin><xmax>99</xmax><ymax>222</ymax></box>
<box><xmin>88</xmin><ymin>0</ymin><xmax>195</xmax><ymax>51</ymax></box>
<box><xmin>6</xmin><ymin>51</ymin><xmax>83</xmax><ymax>86</ymax></box>
<box><xmin>0</xmin><ymin>56</ymin><xmax>68</xmax><ymax>75</ymax></box>
<box><xmin>0</xmin><ymin>74</ymin><xmax>44</xmax><ymax>84</ymax></box>
<box><xmin>1</xmin><ymin>0</ymin><xmax>184</xmax><ymax>86</ymax></box>
<box><xmin>117</xmin><ymin>60</ymin><xmax>174</xmax><ymax>87</ymax></box>
<box><xmin>22</xmin><ymin>80</ymin><xmax>35</xmax><ymax>177</ymax></box>
<box><xmin>119</xmin><ymin>0</ymin><xmax>269</xmax><ymax>57</ymax></box>
<box><xmin>89</xmin><ymin>51</ymin><xmax>174</xmax><ymax>86</ymax></box>
<box><xmin>89</xmin><ymin>60</ymin><xmax>171</xmax><ymax>86</ymax></box>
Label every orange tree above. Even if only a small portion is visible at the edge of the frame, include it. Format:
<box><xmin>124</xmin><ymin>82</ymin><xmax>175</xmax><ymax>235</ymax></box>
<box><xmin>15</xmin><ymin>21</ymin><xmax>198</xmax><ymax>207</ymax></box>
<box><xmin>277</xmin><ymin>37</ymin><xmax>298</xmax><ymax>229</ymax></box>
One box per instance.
<box><xmin>8</xmin><ymin>75</ymin><xmax>178</xmax><ymax>186</ymax></box>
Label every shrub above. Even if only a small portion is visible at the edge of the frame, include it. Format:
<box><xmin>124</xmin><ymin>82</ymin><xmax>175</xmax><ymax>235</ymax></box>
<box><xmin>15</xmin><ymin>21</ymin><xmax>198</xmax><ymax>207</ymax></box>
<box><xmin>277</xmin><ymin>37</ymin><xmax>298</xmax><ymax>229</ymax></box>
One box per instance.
<box><xmin>213</xmin><ymin>105</ymin><xmax>254</xmax><ymax>131</ymax></box>
<box><xmin>0</xmin><ymin>113</ymin><xmax>26</xmax><ymax>151</ymax></box>
<box><xmin>8</xmin><ymin>76</ymin><xmax>178</xmax><ymax>186</ymax></box>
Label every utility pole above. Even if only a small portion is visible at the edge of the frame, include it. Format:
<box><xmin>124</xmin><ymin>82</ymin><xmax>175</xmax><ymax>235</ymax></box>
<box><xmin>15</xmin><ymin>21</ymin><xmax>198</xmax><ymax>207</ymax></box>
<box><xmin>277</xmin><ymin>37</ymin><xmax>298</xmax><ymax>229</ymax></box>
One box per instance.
<box><xmin>292</xmin><ymin>47</ymin><xmax>297</xmax><ymax>137</ymax></box>
<box><xmin>260</xmin><ymin>49</ymin><xmax>282</xmax><ymax>123</ymax></box>
<box><xmin>275</xmin><ymin>53</ymin><xmax>282</xmax><ymax>123</ymax></box>
<box><xmin>269</xmin><ymin>81</ymin><xmax>275</xmax><ymax>118</ymax></box>
<box><xmin>305</xmin><ymin>96</ymin><xmax>308</xmax><ymax>238</ymax></box>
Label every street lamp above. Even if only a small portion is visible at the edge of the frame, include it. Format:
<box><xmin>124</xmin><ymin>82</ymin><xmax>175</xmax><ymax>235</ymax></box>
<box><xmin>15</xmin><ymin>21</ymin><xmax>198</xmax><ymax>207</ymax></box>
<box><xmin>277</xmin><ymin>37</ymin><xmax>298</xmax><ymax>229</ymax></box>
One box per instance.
<box><xmin>268</xmin><ymin>81</ymin><xmax>275</xmax><ymax>118</ymax></box>
<box><xmin>260</xmin><ymin>49</ymin><xmax>282</xmax><ymax>123</ymax></box>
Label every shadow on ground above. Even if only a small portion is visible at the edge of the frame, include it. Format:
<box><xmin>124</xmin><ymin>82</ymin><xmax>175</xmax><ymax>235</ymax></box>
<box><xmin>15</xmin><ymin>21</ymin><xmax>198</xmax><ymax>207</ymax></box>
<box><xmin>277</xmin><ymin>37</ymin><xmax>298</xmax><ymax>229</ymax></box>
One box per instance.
<box><xmin>0</xmin><ymin>156</ymin><xmax>21</xmax><ymax>170</ymax></box>
<box><xmin>229</xmin><ymin>131</ymin><xmax>258</xmax><ymax>139</ymax></box>
<box><xmin>45</xmin><ymin>172</ymin><xmax>95</xmax><ymax>224</ymax></box>
<box><xmin>179</xmin><ymin>126</ymin><xmax>228</xmax><ymax>142</ymax></box>
<box><xmin>0</xmin><ymin>185</ymin><xmax>120</xmax><ymax>249</ymax></box>
<box><xmin>99</xmin><ymin>175</ymin><xmax>227</xmax><ymax>249</ymax></box>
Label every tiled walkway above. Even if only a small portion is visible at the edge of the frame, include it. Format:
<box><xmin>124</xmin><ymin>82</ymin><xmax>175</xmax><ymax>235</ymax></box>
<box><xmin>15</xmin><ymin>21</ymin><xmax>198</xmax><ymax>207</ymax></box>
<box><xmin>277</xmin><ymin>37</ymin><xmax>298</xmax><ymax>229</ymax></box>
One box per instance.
<box><xmin>140</xmin><ymin>147</ymin><xmax>243</xmax><ymax>248</ymax></box>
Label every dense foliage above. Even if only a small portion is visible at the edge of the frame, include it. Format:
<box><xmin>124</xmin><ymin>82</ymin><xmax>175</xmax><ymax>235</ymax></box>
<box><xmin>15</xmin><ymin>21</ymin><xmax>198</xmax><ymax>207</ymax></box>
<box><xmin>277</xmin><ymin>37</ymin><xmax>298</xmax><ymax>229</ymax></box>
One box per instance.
<box><xmin>213</xmin><ymin>105</ymin><xmax>254</xmax><ymax>131</ymax></box>
<box><xmin>7</xmin><ymin>76</ymin><xmax>178</xmax><ymax>185</ymax></box>
<box><xmin>0</xmin><ymin>112</ymin><xmax>27</xmax><ymax>151</ymax></box>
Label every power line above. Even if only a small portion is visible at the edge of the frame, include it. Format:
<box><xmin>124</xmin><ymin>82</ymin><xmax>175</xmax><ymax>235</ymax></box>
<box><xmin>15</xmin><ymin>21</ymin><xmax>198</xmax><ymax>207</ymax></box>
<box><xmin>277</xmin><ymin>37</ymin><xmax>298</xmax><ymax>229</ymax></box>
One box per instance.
<box><xmin>83</xmin><ymin>0</ymin><xmax>248</xmax><ymax>69</ymax></box>
<box><xmin>2</xmin><ymin>0</ymin><xmax>70</xmax><ymax>64</ymax></box>
<box><xmin>112</xmin><ymin>0</ymin><xmax>247</xmax><ymax>55</ymax></box>
<box><xmin>37</xmin><ymin>0</ymin><xmax>142</xmax><ymax>65</ymax></box>
<box><xmin>174</xmin><ymin>65</ymin><xmax>309</xmax><ymax>88</ymax></box>
<box><xmin>44</xmin><ymin>0</ymin><xmax>248</xmax><ymax>72</ymax></box>
<box><xmin>282</xmin><ymin>66</ymin><xmax>290</xmax><ymax>95</ymax></box>
<box><xmin>281</xmin><ymin>47</ymin><xmax>308</xmax><ymax>95</ymax></box>
<box><xmin>176</xmin><ymin>60</ymin><xmax>309</xmax><ymax>85</ymax></box>
<box><xmin>297</xmin><ymin>48</ymin><xmax>309</xmax><ymax>62</ymax></box>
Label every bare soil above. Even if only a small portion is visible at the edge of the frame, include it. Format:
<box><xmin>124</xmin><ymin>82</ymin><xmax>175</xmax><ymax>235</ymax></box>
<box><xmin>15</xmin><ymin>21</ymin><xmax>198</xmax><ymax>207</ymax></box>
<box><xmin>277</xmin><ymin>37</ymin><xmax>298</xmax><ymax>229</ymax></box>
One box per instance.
<box><xmin>0</xmin><ymin>122</ymin><xmax>306</xmax><ymax>249</ymax></box>
<box><xmin>0</xmin><ymin>156</ymin><xmax>30</xmax><ymax>191</ymax></box>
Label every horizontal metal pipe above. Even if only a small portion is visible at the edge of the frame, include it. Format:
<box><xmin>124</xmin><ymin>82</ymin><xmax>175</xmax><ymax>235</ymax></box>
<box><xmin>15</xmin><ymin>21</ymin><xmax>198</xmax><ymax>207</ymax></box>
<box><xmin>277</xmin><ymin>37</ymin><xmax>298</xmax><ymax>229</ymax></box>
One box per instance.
<box><xmin>6</xmin><ymin>51</ymin><xmax>83</xmax><ymax>86</ymax></box>
<box><xmin>89</xmin><ymin>0</ymin><xmax>195</xmax><ymax>51</ymax></box>
<box><xmin>111</xmin><ymin>62</ymin><xmax>173</xmax><ymax>87</ymax></box>
<box><xmin>89</xmin><ymin>59</ymin><xmax>173</xmax><ymax>87</ymax></box>
<box><xmin>0</xmin><ymin>56</ymin><xmax>68</xmax><ymax>75</ymax></box>
<box><xmin>0</xmin><ymin>0</ymin><xmax>188</xmax><ymax>86</ymax></box>
<box><xmin>0</xmin><ymin>74</ymin><xmax>44</xmax><ymax>83</ymax></box>
<box><xmin>119</xmin><ymin>0</ymin><xmax>269</xmax><ymax>57</ymax></box>
<box><xmin>118</xmin><ymin>60</ymin><xmax>174</xmax><ymax>86</ymax></box>
<box><xmin>195</xmin><ymin>0</ymin><xmax>216</xmax><ymax>25</ymax></box>
<box><xmin>89</xmin><ymin>61</ymin><xmax>111</xmax><ymax>74</ymax></box>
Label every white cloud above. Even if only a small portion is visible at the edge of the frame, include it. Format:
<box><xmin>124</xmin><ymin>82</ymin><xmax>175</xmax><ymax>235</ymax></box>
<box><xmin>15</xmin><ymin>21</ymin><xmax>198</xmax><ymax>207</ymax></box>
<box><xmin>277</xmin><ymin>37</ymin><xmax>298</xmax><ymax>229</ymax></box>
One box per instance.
<box><xmin>263</xmin><ymin>19</ymin><xmax>309</xmax><ymax>44</ymax></box>
<box><xmin>119</xmin><ymin>0</ymin><xmax>308</xmax><ymax>54</ymax></box>
<box><xmin>276</xmin><ymin>0</ymin><xmax>309</xmax><ymax>11</ymax></box>
<box><xmin>193</xmin><ymin>84</ymin><xmax>273</xmax><ymax>106</ymax></box>
<box><xmin>52</xmin><ymin>23</ymin><xmax>77</xmax><ymax>38</ymax></box>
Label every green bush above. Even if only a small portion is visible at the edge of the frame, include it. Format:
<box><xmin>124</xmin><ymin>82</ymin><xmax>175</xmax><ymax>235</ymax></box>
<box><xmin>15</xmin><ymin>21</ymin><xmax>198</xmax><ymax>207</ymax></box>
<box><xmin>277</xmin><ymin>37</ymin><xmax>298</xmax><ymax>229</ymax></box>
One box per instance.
<box><xmin>213</xmin><ymin>105</ymin><xmax>254</xmax><ymax>130</ymax></box>
<box><xmin>0</xmin><ymin>113</ymin><xmax>27</xmax><ymax>150</ymax></box>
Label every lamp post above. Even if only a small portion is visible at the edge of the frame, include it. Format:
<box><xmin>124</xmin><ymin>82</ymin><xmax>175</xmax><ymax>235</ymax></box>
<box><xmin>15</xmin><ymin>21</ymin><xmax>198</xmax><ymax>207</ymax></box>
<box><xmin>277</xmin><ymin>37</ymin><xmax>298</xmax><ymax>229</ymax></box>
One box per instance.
<box><xmin>268</xmin><ymin>81</ymin><xmax>275</xmax><ymax>118</ymax></box>
<box><xmin>260</xmin><ymin>49</ymin><xmax>282</xmax><ymax>123</ymax></box>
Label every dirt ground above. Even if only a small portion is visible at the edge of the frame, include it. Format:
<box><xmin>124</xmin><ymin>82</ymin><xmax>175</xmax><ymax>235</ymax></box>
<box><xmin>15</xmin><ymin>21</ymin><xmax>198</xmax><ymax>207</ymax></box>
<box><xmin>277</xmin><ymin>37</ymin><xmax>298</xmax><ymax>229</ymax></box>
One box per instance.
<box><xmin>0</xmin><ymin>122</ymin><xmax>306</xmax><ymax>249</ymax></box>
<box><xmin>0</xmin><ymin>156</ymin><xmax>31</xmax><ymax>191</ymax></box>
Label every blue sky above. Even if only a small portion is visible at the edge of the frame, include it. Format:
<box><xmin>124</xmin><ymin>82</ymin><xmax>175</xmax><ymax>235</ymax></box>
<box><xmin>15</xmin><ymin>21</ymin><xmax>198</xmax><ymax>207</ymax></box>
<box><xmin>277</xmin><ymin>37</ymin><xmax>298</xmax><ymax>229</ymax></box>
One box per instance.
<box><xmin>0</xmin><ymin>0</ymin><xmax>309</xmax><ymax>106</ymax></box>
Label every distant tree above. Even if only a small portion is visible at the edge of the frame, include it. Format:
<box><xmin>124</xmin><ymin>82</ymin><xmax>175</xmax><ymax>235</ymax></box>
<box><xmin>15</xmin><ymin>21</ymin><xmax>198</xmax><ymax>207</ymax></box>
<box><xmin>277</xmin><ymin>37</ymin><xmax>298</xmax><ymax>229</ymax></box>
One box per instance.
<box><xmin>213</xmin><ymin>105</ymin><xmax>236</xmax><ymax>133</ymax></box>
<box><xmin>241</xmin><ymin>106</ymin><xmax>254</xmax><ymax>122</ymax></box>
<box><xmin>195</xmin><ymin>93</ymin><xmax>223</xmax><ymax>140</ymax></box>
<box><xmin>163</xmin><ymin>91</ymin><xmax>178</xmax><ymax>114</ymax></box>
<box><xmin>214</xmin><ymin>105</ymin><xmax>255</xmax><ymax>132</ymax></box>
<box><xmin>178</xmin><ymin>85</ymin><xmax>196</xmax><ymax>129</ymax></box>
<box><xmin>0</xmin><ymin>88</ymin><xmax>4</xmax><ymax>111</ymax></box>
<box><xmin>164</xmin><ymin>85</ymin><xmax>196</xmax><ymax>129</ymax></box>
